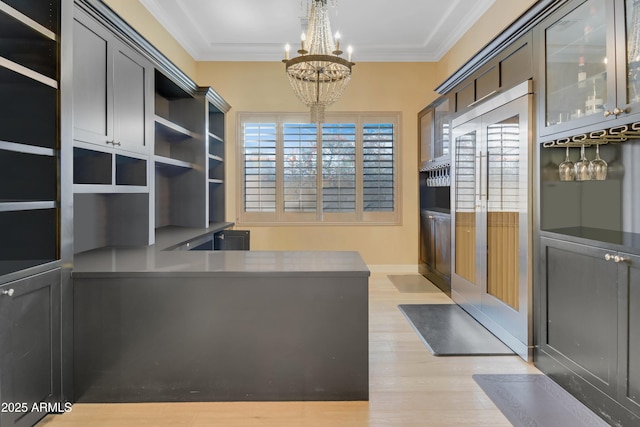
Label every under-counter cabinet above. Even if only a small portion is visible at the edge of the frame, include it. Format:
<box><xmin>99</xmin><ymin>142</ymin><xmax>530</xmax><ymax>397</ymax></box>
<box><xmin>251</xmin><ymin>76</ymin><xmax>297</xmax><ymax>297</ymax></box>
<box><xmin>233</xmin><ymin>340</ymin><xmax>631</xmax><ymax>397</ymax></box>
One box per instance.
<box><xmin>538</xmin><ymin>237</ymin><xmax>640</xmax><ymax>424</ymax></box>
<box><xmin>419</xmin><ymin>210</ymin><xmax>451</xmax><ymax>292</ymax></box>
<box><xmin>538</xmin><ymin>0</ymin><xmax>640</xmax><ymax>137</ymax></box>
<box><xmin>0</xmin><ymin>270</ymin><xmax>62</xmax><ymax>427</ymax></box>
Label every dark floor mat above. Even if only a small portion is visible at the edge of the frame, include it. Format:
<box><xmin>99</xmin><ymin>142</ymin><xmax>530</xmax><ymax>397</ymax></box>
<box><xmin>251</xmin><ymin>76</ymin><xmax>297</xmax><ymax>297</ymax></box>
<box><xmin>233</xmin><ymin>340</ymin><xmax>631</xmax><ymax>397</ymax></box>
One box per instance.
<box><xmin>398</xmin><ymin>304</ymin><xmax>514</xmax><ymax>356</ymax></box>
<box><xmin>388</xmin><ymin>274</ymin><xmax>443</xmax><ymax>293</ymax></box>
<box><xmin>473</xmin><ymin>374</ymin><xmax>609</xmax><ymax>426</ymax></box>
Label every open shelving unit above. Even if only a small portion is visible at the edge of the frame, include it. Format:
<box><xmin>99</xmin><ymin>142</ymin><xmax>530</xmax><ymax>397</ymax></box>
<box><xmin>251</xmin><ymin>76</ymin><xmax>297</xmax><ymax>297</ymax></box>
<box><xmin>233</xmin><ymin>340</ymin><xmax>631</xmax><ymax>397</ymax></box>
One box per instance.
<box><xmin>154</xmin><ymin>70</ymin><xmax>209</xmax><ymax>230</ymax></box>
<box><xmin>206</xmin><ymin>91</ymin><xmax>226</xmax><ymax>223</ymax></box>
<box><xmin>0</xmin><ymin>0</ymin><xmax>59</xmax><ymax>280</ymax></box>
<box><xmin>70</xmin><ymin>2</ymin><xmax>155</xmax><ymax>253</ymax></box>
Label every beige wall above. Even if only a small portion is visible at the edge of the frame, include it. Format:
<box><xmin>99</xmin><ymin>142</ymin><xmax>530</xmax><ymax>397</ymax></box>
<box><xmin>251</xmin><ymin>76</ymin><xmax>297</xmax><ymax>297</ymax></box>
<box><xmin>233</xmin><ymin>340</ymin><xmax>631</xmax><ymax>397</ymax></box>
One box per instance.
<box><xmin>437</xmin><ymin>0</ymin><xmax>539</xmax><ymax>83</ymax></box>
<box><xmin>100</xmin><ymin>0</ymin><xmax>535</xmax><ymax>267</ymax></box>
<box><xmin>196</xmin><ymin>61</ymin><xmax>438</xmax><ymax>266</ymax></box>
<box><xmin>101</xmin><ymin>0</ymin><xmax>197</xmax><ymax>77</ymax></box>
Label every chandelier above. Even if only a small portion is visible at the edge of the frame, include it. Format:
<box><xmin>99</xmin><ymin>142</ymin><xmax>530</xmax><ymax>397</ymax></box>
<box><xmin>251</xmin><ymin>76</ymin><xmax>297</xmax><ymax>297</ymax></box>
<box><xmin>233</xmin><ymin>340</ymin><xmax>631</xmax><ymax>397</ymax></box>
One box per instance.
<box><xmin>283</xmin><ymin>0</ymin><xmax>354</xmax><ymax>123</ymax></box>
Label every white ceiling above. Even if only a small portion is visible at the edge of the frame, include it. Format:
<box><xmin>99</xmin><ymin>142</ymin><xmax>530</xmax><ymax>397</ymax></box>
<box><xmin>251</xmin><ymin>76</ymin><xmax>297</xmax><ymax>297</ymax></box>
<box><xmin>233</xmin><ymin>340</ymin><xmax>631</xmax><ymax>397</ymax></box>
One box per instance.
<box><xmin>140</xmin><ymin>0</ymin><xmax>496</xmax><ymax>62</ymax></box>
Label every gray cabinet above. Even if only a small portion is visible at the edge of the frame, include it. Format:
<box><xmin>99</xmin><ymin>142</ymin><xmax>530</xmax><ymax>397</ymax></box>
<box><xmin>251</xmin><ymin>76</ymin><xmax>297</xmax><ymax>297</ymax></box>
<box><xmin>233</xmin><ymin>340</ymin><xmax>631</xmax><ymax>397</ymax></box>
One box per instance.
<box><xmin>537</xmin><ymin>237</ymin><xmax>640</xmax><ymax>424</ymax></box>
<box><xmin>419</xmin><ymin>95</ymin><xmax>451</xmax><ymax>170</ymax></box>
<box><xmin>0</xmin><ymin>0</ymin><xmax>60</xmax><ymax>276</ymax></box>
<box><xmin>72</xmin><ymin>7</ymin><xmax>151</xmax><ymax>155</ymax></box>
<box><xmin>0</xmin><ymin>2</ymin><xmax>66</xmax><ymax>426</ymax></box>
<box><xmin>452</xmin><ymin>32</ymin><xmax>533</xmax><ymax>116</ymax></box>
<box><xmin>0</xmin><ymin>269</ymin><xmax>61</xmax><ymax>427</ymax></box>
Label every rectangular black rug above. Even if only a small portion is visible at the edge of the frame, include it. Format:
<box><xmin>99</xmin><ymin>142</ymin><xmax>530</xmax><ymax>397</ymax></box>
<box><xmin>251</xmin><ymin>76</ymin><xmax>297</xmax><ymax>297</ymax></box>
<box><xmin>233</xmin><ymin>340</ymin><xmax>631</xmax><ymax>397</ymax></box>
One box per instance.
<box><xmin>473</xmin><ymin>374</ymin><xmax>609</xmax><ymax>426</ymax></box>
<box><xmin>398</xmin><ymin>304</ymin><xmax>514</xmax><ymax>356</ymax></box>
<box><xmin>388</xmin><ymin>274</ymin><xmax>443</xmax><ymax>293</ymax></box>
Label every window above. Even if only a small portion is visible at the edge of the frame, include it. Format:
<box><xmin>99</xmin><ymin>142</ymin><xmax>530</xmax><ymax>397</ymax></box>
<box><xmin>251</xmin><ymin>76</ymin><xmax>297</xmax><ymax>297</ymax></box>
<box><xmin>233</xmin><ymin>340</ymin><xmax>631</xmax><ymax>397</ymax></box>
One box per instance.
<box><xmin>238</xmin><ymin>112</ymin><xmax>400</xmax><ymax>224</ymax></box>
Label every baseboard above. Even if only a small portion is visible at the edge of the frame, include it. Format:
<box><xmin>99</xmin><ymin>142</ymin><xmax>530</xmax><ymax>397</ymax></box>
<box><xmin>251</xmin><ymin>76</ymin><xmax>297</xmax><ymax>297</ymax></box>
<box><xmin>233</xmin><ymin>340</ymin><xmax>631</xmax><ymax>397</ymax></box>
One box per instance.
<box><xmin>367</xmin><ymin>264</ymin><xmax>419</xmax><ymax>274</ymax></box>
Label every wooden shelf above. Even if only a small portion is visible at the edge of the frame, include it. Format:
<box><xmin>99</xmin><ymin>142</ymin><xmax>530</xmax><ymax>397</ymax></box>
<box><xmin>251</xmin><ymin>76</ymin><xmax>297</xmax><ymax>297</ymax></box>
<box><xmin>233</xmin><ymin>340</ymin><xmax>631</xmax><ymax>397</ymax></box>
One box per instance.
<box><xmin>73</xmin><ymin>184</ymin><xmax>148</xmax><ymax>194</ymax></box>
<box><xmin>208</xmin><ymin>179</ymin><xmax>224</xmax><ymax>184</ymax></box>
<box><xmin>0</xmin><ymin>200</ymin><xmax>56</xmax><ymax>212</ymax></box>
<box><xmin>154</xmin><ymin>155</ymin><xmax>192</xmax><ymax>169</ymax></box>
<box><xmin>209</xmin><ymin>132</ymin><xmax>223</xmax><ymax>143</ymax></box>
<box><xmin>0</xmin><ymin>140</ymin><xmax>55</xmax><ymax>156</ymax></box>
<box><xmin>0</xmin><ymin>56</ymin><xmax>56</xmax><ymax>89</ymax></box>
<box><xmin>0</xmin><ymin>1</ymin><xmax>56</xmax><ymax>41</ymax></box>
<box><xmin>155</xmin><ymin>115</ymin><xmax>197</xmax><ymax>139</ymax></box>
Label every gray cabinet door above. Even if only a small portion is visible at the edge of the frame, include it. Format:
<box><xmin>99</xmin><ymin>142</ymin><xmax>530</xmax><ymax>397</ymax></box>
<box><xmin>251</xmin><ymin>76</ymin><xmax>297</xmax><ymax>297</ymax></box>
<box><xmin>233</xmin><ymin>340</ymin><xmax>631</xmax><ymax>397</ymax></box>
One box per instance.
<box><xmin>72</xmin><ymin>8</ymin><xmax>150</xmax><ymax>155</ymax></box>
<box><xmin>0</xmin><ymin>269</ymin><xmax>61</xmax><ymax>427</ymax></box>
<box><xmin>540</xmin><ymin>238</ymin><xmax>618</xmax><ymax>397</ymax></box>
<box><xmin>434</xmin><ymin>215</ymin><xmax>451</xmax><ymax>278</ymax></box>
<box><xmin>112</xmin><ymin>45</ymin><xmax>148</xmax><ymax>154</ymax></box>
<box><xmin>420</xmin><ymin>212</ymin><xmax>434</xmax><ymax>268</ymax></box>
<box><xmin>620</xmin><ymin>251</ymin><xmax>640</xmax><ymax>414</ymax></box>
<box><xmin>72</xmin><ymin>16</ymin><xmax>112</xmax><ymax>147</ymax></box>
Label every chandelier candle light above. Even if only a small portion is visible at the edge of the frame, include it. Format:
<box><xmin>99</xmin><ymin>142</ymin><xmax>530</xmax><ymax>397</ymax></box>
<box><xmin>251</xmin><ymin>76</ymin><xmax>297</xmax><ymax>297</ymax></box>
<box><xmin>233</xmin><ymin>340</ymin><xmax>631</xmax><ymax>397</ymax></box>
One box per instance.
<box><xmin>283</xmin><ymin>0</ymin><xmax>354</xmax><ymax>123</ymax></box>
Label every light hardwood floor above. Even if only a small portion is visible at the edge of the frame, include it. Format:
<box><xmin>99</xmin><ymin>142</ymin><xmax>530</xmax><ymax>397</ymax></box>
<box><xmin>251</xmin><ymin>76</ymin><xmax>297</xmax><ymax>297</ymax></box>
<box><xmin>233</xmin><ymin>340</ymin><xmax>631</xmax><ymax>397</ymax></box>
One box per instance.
<box><xmin>39</xmin><ymin>272</ymin><xmax>539</xmax><ymax>426</ymax></box>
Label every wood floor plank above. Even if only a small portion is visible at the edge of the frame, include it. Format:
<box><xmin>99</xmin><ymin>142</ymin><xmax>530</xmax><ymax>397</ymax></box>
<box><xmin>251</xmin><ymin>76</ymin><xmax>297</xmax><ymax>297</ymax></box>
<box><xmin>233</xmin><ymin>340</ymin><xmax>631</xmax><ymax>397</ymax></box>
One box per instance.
<box><xmin>38</xmin><ymin>272</ymin><xmax>537</xmax><ymax>426</ymax></box>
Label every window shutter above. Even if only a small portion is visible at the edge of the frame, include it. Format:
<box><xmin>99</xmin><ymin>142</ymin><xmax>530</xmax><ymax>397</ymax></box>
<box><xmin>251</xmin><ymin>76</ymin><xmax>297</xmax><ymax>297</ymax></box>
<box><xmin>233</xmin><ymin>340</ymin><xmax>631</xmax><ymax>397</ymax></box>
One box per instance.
<box><xmin>283</xmin><ymin>123</ymin><xmax>318</xmax><ymax>212</ymax></box>
<box><xmin>243</xmin><ymin>122</ymin><xmax>276</xmax><ymax>212</ymax></box>
<box><xmin>322</xmin><ymin>123</ymin><xmax>356</xmax><ymax>212</ymax></box>
<box><xmin>363</xmin><ymin>123</ymin><xmax>394</xmax><ymax>212</ymax></box>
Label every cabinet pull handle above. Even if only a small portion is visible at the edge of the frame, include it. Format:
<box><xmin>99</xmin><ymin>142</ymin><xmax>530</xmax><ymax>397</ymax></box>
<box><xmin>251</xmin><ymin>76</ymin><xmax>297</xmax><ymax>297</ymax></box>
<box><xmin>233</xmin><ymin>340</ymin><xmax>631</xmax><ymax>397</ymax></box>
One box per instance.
<box><xmin>113</xmin><ymin>141</ymin><xmax>121</xmax><ymax>146</ymax></box>
<box><xmin>605</xmin><ymin>253</ymin><xmax>614</xmax><ymax>261</ymax></box>
<box><xmin>1</xmin><ymin>288</ymin><xmax>14</xmax><ymax>297</ymax></box>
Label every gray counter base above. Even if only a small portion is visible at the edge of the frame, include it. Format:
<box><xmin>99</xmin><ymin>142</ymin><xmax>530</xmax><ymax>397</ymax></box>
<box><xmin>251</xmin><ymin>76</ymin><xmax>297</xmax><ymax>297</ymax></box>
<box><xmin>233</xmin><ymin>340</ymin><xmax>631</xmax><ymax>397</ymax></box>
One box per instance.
<box><xmin>74</xmin><ymin>273</ymin><xmax>369</xmax><ymax>402</ymax></box>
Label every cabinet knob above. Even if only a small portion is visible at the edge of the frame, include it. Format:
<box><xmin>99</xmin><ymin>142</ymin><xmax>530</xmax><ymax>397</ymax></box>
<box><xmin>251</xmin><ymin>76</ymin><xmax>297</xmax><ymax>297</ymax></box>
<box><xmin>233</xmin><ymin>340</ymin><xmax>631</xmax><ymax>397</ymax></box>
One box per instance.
<box><xmin>614</xmin><ymin>255</ymin><xmax>627</xmax><ymax>263</ymax></box>
<box><xmin>605</xmin><ymin>253</ymin><xmax>627</xmax><ymax>263</ymax></box>
<box><xmin>613</xmin><ymin>107</ymin><xmax>626</xmax><ymax>116</ymax></box>
<box><xmin>604</xmin><ymin>110</ymin><xmax>613</xmax><ymax>117</ymax></box>
<box><xmin>1</xmin><ymin>288</ymin><xmax>14</xmax><ymax>297</ymax></box>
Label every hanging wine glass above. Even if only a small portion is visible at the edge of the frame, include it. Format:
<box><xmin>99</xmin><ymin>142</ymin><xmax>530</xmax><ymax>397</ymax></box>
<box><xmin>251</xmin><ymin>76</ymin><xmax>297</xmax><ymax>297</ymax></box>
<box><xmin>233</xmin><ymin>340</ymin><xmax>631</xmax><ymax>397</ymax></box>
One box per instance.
<box><xmin>589</xmin><ymin>143</ymin><xmax>607</xmax><ymax>180</ymax></box>
<box><xmin>558</xmin><ymin>146</ymin><xmax>575</xmax><ymax>181</ymax></box>
<box><xmin>574</xmin><ymin>144</ymin><xmax>591</xmax><ymax>181</ymax></box>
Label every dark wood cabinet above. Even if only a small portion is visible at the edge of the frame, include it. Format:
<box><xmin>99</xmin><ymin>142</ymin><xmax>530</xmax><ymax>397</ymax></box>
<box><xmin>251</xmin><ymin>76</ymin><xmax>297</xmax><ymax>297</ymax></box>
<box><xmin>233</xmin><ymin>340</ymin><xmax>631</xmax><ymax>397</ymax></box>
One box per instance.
<box><xmin>0</xmin><ymin>269</ymin><xmax>62</xmax><ymax>427</ymax></box>
<box><xmin>419</xmin><ymin>210</ymin><xmax>451</xmax><ymax>294</ymax></box>
<box><xmin>537</xmin><ymin>236</ymin><xmax>640</xmax><ymax>424</ymax></box>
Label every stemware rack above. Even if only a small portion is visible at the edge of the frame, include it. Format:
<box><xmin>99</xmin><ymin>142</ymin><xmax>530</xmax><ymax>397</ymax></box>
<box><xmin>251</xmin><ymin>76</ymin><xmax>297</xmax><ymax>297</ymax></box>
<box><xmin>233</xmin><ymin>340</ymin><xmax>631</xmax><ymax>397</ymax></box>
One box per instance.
<box><xmin>420</xmin><ymin>160</ymin><xmax>451</xmax><ymax>187</ymax></box>
<box><xmin>542</xmin><ymin>122</ymin><xmax>640</xmax><ymax>148</ymax></box>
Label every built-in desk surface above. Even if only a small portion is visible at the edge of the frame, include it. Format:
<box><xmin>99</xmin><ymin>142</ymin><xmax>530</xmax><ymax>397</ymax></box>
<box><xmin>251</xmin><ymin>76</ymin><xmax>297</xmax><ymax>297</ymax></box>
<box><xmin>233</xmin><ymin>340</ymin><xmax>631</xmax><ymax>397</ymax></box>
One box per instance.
<box><xmin>74</xmin><ymin>224</ymin><xmax>370</xmax><ymax>278</ymax></box>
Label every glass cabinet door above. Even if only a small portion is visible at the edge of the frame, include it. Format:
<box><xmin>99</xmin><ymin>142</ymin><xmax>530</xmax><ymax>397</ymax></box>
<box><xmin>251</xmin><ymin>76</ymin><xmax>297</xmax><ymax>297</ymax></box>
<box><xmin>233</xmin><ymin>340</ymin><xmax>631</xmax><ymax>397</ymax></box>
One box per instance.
<box><xmin>623</xmin><ymin>0</ymin><xmax>640</xmax><ymax>107</ymax></box>
<box><xmin>434</xmin><ymin>98</ymin><xmax>450</xmax><ymax>159</ymax></box>
<box><xmin>544</xmin><ymin>0</ymin><xmax>614</xmax><ymax>130</ymax></box>
<box><xmin>453</xmin><ymin>124</ymin><xmax>478</xmax><ymax>300</ymax></box>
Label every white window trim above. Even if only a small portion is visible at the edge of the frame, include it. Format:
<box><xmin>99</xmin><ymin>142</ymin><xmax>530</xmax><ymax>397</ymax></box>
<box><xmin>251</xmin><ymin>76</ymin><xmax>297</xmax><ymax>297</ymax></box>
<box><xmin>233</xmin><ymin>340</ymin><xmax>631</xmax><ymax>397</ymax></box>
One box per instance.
<box><xmin>236</xmin><ymin>111</ymin><xmax>402</xmax><ymax>226</ymax></box>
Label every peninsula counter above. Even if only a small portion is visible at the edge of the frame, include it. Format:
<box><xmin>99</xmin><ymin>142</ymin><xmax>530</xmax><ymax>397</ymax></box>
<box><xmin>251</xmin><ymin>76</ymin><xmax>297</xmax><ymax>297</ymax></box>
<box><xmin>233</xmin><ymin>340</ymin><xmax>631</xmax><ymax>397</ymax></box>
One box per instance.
<box><xmin>73</xmin><ymin>225</ymin><xmax>370</xmax><ymax>402</ymax></box>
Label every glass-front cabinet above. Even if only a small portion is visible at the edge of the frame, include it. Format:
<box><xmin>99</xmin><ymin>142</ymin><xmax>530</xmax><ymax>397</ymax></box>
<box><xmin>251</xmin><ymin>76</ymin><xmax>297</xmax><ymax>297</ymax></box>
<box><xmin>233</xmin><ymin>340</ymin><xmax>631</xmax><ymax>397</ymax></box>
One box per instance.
<box><xmin>540</xmin><ymin>0</ymin><xmax>640</xmax><ymax>137</ymax></box>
